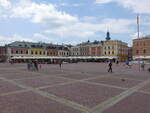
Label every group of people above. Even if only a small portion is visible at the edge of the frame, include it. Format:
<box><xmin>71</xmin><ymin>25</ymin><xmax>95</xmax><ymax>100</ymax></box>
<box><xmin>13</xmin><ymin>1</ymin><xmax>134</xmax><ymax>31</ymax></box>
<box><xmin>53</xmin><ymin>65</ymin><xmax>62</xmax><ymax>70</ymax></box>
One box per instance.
<box><xmin>27</xmin><ymin>61</ymin><xmax>39</xmax><ymax>71</ymax></box>
<box><xmin>27</xmin><ymin>60</ymin><xmax>63</xmax><ymax>71</ymax></box>
<box><xmin>107</xmin><ymin>60</ymin><xmax>148</xmax><ymax>73</ymax></box>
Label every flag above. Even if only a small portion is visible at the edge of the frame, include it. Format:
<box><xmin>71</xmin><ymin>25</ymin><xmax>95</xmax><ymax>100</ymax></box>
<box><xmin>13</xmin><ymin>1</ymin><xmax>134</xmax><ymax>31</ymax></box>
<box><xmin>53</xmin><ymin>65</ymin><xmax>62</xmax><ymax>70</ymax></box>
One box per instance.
<box><xmin>137</xmin><ymin>15</ymin><xmax>139</xmax><ymax>24</ymax></box>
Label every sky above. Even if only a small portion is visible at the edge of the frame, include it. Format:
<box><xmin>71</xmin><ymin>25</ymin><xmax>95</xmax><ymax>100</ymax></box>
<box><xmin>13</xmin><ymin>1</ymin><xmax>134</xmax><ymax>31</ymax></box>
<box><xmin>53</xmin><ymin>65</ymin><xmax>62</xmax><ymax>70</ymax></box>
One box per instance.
<box><xmin>0</xmin><ymin>0</ymin><xmax>150</xmax><ymax>46</ymax></box>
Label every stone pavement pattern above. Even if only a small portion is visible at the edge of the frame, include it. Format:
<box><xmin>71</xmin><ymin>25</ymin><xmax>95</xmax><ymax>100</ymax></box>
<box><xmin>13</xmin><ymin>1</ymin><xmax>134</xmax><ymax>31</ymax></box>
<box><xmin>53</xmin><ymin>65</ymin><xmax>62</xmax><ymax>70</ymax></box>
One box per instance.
<box><xmin>0</xmin><ymin>63</ymin><xmax>150</xmax><ymax>113</ymax></box>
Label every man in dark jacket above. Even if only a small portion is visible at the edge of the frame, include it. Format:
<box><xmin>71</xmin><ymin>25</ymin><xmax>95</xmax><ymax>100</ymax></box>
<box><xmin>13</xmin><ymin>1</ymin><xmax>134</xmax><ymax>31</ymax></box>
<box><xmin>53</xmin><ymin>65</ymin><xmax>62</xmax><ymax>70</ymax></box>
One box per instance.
<box><xmin>108</xmin><ymin>61</ymin><xmax>113</xmax><ymax>73</ymax></box>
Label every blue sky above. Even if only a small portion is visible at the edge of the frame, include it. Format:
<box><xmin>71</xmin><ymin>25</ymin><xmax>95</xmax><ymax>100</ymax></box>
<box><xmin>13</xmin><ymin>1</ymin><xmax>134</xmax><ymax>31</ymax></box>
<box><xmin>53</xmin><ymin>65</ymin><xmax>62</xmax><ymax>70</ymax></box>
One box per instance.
<box><xmin>0</xmin><ymin>0</ymin><xmax>150</xmax><ymax>46</ymax></box>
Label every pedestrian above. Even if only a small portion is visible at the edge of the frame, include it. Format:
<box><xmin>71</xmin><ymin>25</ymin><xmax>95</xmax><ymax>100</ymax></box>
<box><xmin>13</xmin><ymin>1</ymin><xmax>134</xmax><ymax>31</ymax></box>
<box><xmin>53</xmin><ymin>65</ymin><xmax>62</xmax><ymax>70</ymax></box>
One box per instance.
<box><xmin>129</xmin><ymin>61</ymin><xmax>132</xmax><ymax>69</ymax></box>
<box><xmin>108</xmin><ymin>61</ymin><xmax>113</xmax><ymax>73</ymax></box>
<box><xmin>59</xmin><ymin>60</ymin><xmax>62</xmax><ymax>69</ymax></box>
<box><xmin>141</xmin><ymin>61</ymin><xmax>145</xmax><ymax>71</ymax></box>
<box><xmin>27</xmin><ymin>62</ymin><xmax>30</xmax><ymax>70</ymax></box>
<box><xmin>125</xmin><ymin>60</ymin><xmax>130</xmax><ymax>68</ymax></box>
<box><xmin>34</xmin><ymin>61</ymin><xmax>38</xmax><ymax>71</ymax></box>
<box><xmin>116</xmin><ymin>60</ymin><xmax>119</xmax><ymax>65</ymax></box>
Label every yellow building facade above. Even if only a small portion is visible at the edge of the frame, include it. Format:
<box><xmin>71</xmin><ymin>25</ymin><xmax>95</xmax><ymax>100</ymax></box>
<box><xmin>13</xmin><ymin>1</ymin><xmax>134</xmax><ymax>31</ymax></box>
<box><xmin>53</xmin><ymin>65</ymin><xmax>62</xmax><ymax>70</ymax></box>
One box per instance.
<box><xmin>30</xmin><ymin>48</ymin><xmax>47</xmax><ymax>56</ymax></box>
<box><xmin>103</xmin><ymin>40</ymin><xmax>128</xmax><ymax>61</ymax></box>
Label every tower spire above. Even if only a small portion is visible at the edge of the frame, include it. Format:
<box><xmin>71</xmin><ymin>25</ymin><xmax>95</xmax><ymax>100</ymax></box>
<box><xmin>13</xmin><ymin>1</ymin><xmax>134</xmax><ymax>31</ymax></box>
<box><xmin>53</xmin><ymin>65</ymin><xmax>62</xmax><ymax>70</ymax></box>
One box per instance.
<box><xmin>106</xmin><ymin>29</ymin><xmax>111</xmax><ymax>41</ymax></box>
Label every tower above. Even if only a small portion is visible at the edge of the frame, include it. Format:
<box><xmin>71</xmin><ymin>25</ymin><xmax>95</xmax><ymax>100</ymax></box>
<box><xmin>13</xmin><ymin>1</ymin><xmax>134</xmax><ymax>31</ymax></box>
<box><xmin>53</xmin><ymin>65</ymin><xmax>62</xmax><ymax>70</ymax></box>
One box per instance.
<box><xmin>106</xmin><ymin>30</ymin><xmax>111</xmax><ymax>41</ymax></box>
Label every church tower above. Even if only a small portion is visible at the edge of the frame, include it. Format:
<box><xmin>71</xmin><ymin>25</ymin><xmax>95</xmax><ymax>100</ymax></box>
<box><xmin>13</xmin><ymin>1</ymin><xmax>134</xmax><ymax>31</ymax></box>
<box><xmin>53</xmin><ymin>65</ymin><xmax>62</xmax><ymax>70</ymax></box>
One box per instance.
<box><xmin>106</xmin><ymin>30</ymin><xmax>111</xmax><ymax>41</ymax></box>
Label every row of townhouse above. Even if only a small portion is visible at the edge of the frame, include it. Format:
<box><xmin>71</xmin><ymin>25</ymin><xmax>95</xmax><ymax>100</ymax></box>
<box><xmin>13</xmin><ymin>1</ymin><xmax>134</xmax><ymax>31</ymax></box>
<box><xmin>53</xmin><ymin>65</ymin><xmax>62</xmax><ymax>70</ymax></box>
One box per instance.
<box><xmin>0</xmin><ymin>41</ymin><xmax>70</xmax><ymax>62</ymax></box>
<box><xmin>70</xmin><ymin>32</ymin><xmax>129</xmax><ymax>61</ymax></box>
<box><xmin>0</xmin><ymin>31</ymin><xmax>132</xmax><ymax>62</ymax></box>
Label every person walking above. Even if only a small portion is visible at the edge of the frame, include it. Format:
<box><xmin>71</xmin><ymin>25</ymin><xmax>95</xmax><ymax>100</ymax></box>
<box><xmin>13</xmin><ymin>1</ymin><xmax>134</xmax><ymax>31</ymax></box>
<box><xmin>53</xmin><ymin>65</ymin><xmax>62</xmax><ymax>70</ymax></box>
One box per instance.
<box><xmin>108</xmin><ymin>61</ymin><xmax>113</xmax><ymax>73</ymax></box>
<box><xmin>141</xmin><ymin>61</ymin><xmax>145</xmax><ymax>71</ymax></box>
<box><xmin>27</xmin><ymin>62</ymin><xmax>30</xmax><ymax>71</ymax></box>
<box><xmin>34</xmin><ymin>61</ymin><xmax>38</xmax><ymax>71</ymax></box>
<box><xmin>59</xmin><ymin>60</ymin><xmax>62</xmax><ymax>70</ymax></box>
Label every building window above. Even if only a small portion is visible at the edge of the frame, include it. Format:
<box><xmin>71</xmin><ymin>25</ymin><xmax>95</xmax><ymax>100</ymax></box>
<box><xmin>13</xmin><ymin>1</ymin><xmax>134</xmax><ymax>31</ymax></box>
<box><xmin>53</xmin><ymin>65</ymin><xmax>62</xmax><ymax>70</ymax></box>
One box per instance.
<box><xmin>11</xmin><ymin>50</ymin><xmax>13</xmax><ymax>54</ymax></box>
<box><xmin>26</xmin><ymin>51</ymin><xmax>28</xmax><ymax>54</ymax></box>
<box><xmin>108</xmin><ymin>51</ymin><xmax>110</xmax><ymax>54</ymax></box>
<box><xmin>105</xmin><ymin>52</ymin><xmax>106</xmax><ymax>55</ymax></box>
<box><xmin>136</xmin><ymin>50</ymin><xmax>139</xmax><ymax>54</ymax></box>
<box><xmin>35</xmin><ymin>51</ymin><xmax>38</xmax><ymax>55</ymax></box>
<box><xmin>43</xmin><ymin>52</ymin><xmax>45</xmax><ymax>55</ymax></box>
<box><xmin>39</xmin><ymin>51</ymin><xmax>42</xmax><ymax>55</ymax></box>
<box><xmin>144</xmin><ymin>49</ymin><xmax>146</xmax><ymax>53</ymax></box>
<box><xmin>16</xmin><ymin>50</ymin><xmax>18</xmax><ymax>54</ymax></box>
<box><xmin>31</xmin><ymin>51</ymin><xmax>33</xmax><ymax>54</ymax></box>
<box><xmin>112</xmin><ymin>51</ymin><xmax>114</xmax><ymax>54</ymax></box>
<box><xmin>20</xmin><ymin>50</ymin><xmax>23</xmax><ymax>54</ymax></box>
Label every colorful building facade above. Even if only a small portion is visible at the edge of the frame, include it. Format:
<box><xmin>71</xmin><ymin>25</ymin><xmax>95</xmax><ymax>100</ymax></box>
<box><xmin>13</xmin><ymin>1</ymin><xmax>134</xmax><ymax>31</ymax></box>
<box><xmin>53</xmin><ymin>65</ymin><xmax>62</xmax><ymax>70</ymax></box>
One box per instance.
<box><xmin>89</xmin><ymin>44</ymin><xmax>102</xmax><ymax>56</ymax></box>
<box><xmin>132</xmin><ymin>36</ymin><xmax>150</xmax><ymax>60</ymax></box>
<box><xmin>102</xmin><ymin>40</ymin><xmax>128</xmax><ymax>61</ymax></box>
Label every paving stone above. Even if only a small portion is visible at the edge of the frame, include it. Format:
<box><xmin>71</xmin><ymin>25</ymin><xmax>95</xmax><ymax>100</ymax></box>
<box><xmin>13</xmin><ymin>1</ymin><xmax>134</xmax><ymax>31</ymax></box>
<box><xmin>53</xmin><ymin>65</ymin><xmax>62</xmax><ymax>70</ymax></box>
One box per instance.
<box><xmin>16</xmin><ymin>76</ymin><xmax>71</xmax><ymax>88</ymax></box>
<box><xmin>57</xmin><ymin>73</ymin><xmax>100</xmax><ymax>80</ymax></box>
<box><xmin>139</xmin><ymin>83</ymin><xmax>150</xmax><ymax>93</ymax></box>
<box><xmin>111</xmin><ymin>73</ymin><xmax>150</xmax><ymax>81</ymax></box>
<box><xmin>0</xmin><ymin>80</ymin><xmax>23</xmax><ymax>94</ymax></box>
<box><xmin>41</xmin><ymin>82</ymin><xmax>123</xmax><ymax>108</ymax></box>
<box><xmin>103</xmin><ymin>92</ymin><xmax>150</xmax><ymax>113</ymax></box>
<box><xmin>0</xmin><ymin>72</ymin><xmax>41</xmax><ymax>80</ymax></box>
<box><xmin>0</xmin><ymin>91</ymin><xmax>81</xmax><ymax>113</ymax></box>
<box><xmin>87</xmin><ymin>77</ymin><xmax>141</xmax><ymax>88</ymax></box>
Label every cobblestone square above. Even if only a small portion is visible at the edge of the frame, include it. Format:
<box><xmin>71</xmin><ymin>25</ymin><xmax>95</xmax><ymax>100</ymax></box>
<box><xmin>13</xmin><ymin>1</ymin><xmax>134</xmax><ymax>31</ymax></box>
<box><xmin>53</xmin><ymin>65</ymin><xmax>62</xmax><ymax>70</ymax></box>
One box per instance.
<box><xmin>0</xmin><ymin>63</ymin><xmax>149</xmax><ymax>113</ymax></box>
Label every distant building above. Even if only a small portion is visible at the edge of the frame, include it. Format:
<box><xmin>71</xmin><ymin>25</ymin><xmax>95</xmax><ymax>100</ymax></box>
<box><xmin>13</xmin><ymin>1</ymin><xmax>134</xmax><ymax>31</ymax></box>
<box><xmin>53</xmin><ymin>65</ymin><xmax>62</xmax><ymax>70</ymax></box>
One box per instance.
<box><xmin>47</xmin><ymin>46</ymin><xmax>58</xmax><ymax>56</ymax></box>
<box><xmin>132</xmin><ymin>36</ymin><xmax>150</xmax><ymax>60</ymax></box>
<box><xmin>0</xmin><ymin>46</ymin><xmax>7</xmax><ymax>62</ymax></box>
<box><xmin>80</xmin><ymin>45</ymin><xmax>90</xmax><ymax>56</ymax></box>
<box><xmin>7</xmin><ymin>41</ymin><xmax>70</xmax><ymax>61</ymax></box>
<box><xmin>7</xmin><ymin>41</ymin><xmax>32</xmax><ymax>61</ymax></box>
<box><xmin>89</xmin><ymin>43</ymin><xmax>102</xmax><ymax>56</ymax></box>
<box><xmin>70</xmin><ymin>46</ymin><xmax>80</xmax><ymax>56</ymax></box>
<box><xmin>103</xmin><ymin>31</ymin><xmax>128</xmax><ymax>61</ymax></box>
<box><xmin>57</xmin><ymin>46</ymin><xmax>70</xmax><ymax>57</ymax></box>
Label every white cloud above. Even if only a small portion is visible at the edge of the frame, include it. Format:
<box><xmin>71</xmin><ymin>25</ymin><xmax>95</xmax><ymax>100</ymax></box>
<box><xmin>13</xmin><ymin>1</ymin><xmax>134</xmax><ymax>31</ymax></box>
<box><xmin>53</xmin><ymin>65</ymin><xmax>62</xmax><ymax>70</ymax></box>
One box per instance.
<box><xmin>0</xmin><ymin>34</ymin><xmax>33</xmax><ymax>45</ymax></box>
<box><xmin>10</xmin><ymin>0</ymin><xmax>78</xmax><ymax>25</ymax></box>
<box><xmin>12</xmin><ymin>3</ymin><xmax>77</xmax><ymax>24</ymax></box>
<box><xmin>45</xmin><ymin>18</ymin><xmax>134</xmax><ymax>38</ymax></box>
<box><xmin>58</xmin><ymin>3</ymin><xmax>82</xmax><ymax>7</ymax></box>
<box><xmin>0</xmin><ymin>0</ymin><xmax>77</xmax><ymax>25</ymax></box>
<box><xmin>0</xmin><ymin>0</ymin><xmax>11</xmax><ymax>8</ymax></box>
<box><xmin>0</xmin><ymin>33</ymin><xmax>57</xmax><ymax>45</ymax></box>
<box><xmin>131</xmin><ymin>32</ymin><xmax>143</xmax><ymax>40</ymax></box>
<box><xmin>0</xmin><ymin>0</ymin><xmax>136</xmax><ymax>44</ymax></box>
<box><xmin>96</xmin><ymin>0</ymin><xmax>113</xmax><ymax>4</ymax></box>
<box><xmin>96</xmin><ymin>0</ymin><xmax>150</xmax><ymax>14</ymax></box>
<box><xmin>32</xmin><ymin>33</ymin><xmax>56</xmax><ymax>42</ymax></box>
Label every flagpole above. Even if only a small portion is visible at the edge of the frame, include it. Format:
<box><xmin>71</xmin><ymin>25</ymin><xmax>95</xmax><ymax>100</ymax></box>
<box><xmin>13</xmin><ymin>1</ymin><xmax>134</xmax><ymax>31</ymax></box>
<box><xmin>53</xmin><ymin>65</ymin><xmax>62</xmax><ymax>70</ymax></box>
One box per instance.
<box><xmin>137</xmin><ymin>14</ymin><xmax>140</xmax><ymax>71</ymax></box>
<box><xmin>137</xmin><ymin>14</ymin><xmax>140</xmax><ymax>39</ymax></box>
